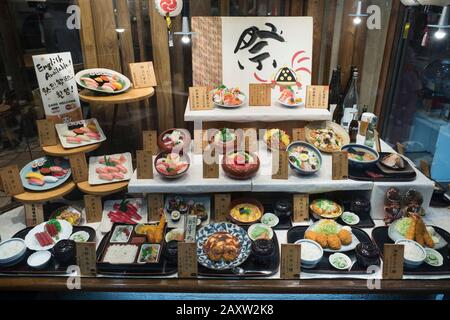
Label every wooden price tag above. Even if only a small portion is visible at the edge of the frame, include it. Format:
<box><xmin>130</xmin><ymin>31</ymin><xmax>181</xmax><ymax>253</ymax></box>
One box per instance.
<box><xmin>76</xmin><ymin>242</ymin><xmax>97</xmax><ymax>277</ymax></box>
<box><xmin>69</xmin><ymin>154</ymin><xmax>88</xmax><ymax>183</ymax></box>
<box><xmin>214</xmin><ymin>194</ymin><xmax>231</xmax><ymax>222</ymax></box>
<box><xmin>178</xmin><ymin>241</ymin><xmax>198</xmax><ymax>278</ymax></box>
<box><xmin>193</xmin><ymin>129</ymin><xmax>205</xmax><ymax>154</ymax></box>
<box><xmin>293</xmin><ymin>194</ymin><xmax>309</xmax><ymax>222</ymax></box>
<box><xmin>36</xmin><ymin>119</ymin><xmax>57</xmax><ymax>147</ymax></box>
<box><xmin>147</xmin><ymin>194</ymin><xmax>164</xmax><ymax>222</ymax></box>
<box><xmin>243</xmin><ymin>128</ymin><xmax>257</xmax><ymax>153</ymax></box>
<box><xmin>0</xmin><ymin>165</ymin><xmax>24</xmax><ymax>196</ymax></box>
<box><xmin>306</xmin><ymin>86</ymin><xmax>329</xmax><ymax>109</ymax></box>
<box><xmin>84</xmin><ymin>195</ymin><xmax>102</xmax><ymax>223</ymax></box>
<box><xmin>136</xmin><ymin>150</ymin><xmax>153</xmax><ymax>179</ymax></box>
<box><xmin>382</xmin><ymin>244</ymin><xmax>404</xmax><ymax>280</ymax></box>
<box><xmin>374</xmin><ymin>130</ymin><xmax>382</xmax><ymax>153</ymax></box>
<box><xmin>129</xmin><ymin>61</ymin><xmax>157</xmax><ymax>88</ymax></box>
<box><xmin>24</xmin><ymin>203</ymin><xmax>44</xmax><ymax>227</ymax></box>
<box><xmin>184</xmin><ymin>215</ymin><xmax>198</xmax><ymax>243</ymax></box>
<box><xmin>142</xmin><ymin>130</ymin><xmax>158</xmax><ymax>155</ymax></box>
<box><xmin>292</xmin><ymin>128</ymin><xmax>306</xmax><ymax>142</ymax></box>
<box><xmin>280</xmin><ymin>244</ymin><xmax>301</xmax><ymax>279</ymax></box>
<box><xmin>332</xmin><ymin>151</ymin><xmax>348</xmax><ymax>180</ymax></box>
<box><xmin>249</xmin><ymin>83</ymin><xmax>271</xmax><ymax>106</ymax></box>
<box><xmin>189</xmin><ymin>87</ymin><xmax>213</xmax><ymax>111</ymax></box>
<box><xmin>272</xmin><ymin>150</ymin><xmax>288</xmax><ymax>180</ymax></box>
<box><xmin>203</xmin><ymin>147</ymin><xmax>219</xmax><ymax>179</ymax></box>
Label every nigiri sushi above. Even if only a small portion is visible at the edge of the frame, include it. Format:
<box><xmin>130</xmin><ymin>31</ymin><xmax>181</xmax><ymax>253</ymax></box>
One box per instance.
<box><xmin>96</xmin><ymin>167</ymin><xmax>108</xmax><ymax>174</ymax></box>
<box><xmin>99</xmin><ymin>173</ymin><xmax>114</xmax><ymax>181</ymax></box>
<box><xmin>86</xmin><ymin>132</ymin><xmax>101</xmax><ymax>140</ymax></box>
<box><xmin>26</xmin><ymin>172</ymin><xmax>45</xmax><ymax>180</ymax></box>
<box><xmin>44</xmin><ymin>176</ymin><xmax>59</xmax><ymax>183</ymax></box>
<box><xmin>28</xmin><ymin>178</ymin><xmax>45</xmax><ymax>186</ymax></box>
<box><xmin>50</xmin><ymin>166</ymin><xmax>64</xmax><ymax>173</ymax></box>
<box><xmin>81</xmin><ymin>77</ymin><xmax>99</xmax><ymax>89</ymax></box>
<box><xmin>115</xmin><ymin>164</ymin><xmax>128</xmax><ymax>174</ymax></box>
<box><xmin>101</xmin><ymin>83</ymin><xmax>115</xmax><ymax>92</ymax></box>
<box><xmin>111</xmin><ymin>172</ymin><xmax>125</xmax><ymax>180</ymax></box>
<box><xmin>63</xmin><ymin>131</ymin><xmax>77</xmax><ymax>137</ymax></box>
<box><xmin>67</xmin><ymin>136</ymin><xmax>82</xmax><ymax>144</ymax></box>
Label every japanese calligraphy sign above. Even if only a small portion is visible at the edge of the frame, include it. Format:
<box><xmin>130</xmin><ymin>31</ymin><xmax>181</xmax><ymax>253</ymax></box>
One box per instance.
<box><xmin>332</xmin><ymin>151</ymin><xmax>349</xmax><ymax>180</ymax></box>
<box><xmin>69</xmin><ymin>154</ymin><xmax>88</xmax><ymax>183</ymax></box>
<box><xmin>189</xmin><ymin>87</ymin><xmax>214</xmax><ymax>111</ymax></box>
<box><xmin>84</xmin><ymin>195</ymin><xmax>102</xmax><ymax>223</ymax></box>
<box><xmin>178</xmin><ymin>241</ymin><xmax>198</xmax><ymax>278</ymax></box>
<box><xmin>272</xmin><ymin>150</ymin><xmax>288</xmax><ymax>180</ymax></box>
<box><xmin>76</xmin><ymin>242</ymin><xmax>97</xmax><ymax>277</ymax></box>
<box><xmin>281</xmin><ymin>244</ymin><xmax>301</xmax><ymax>279</ymax></box>
<box><xmin>293</xmin><ymin>194</ymin><xmax>309</xmax><ymax>222</ymax></box>
<box><xmin>129</xmin><ymin>62</ymin><xmax>157</xmax><ymax>88</ymax></box>
<box><xmin>142</xmin><ymin>130</ymin><xmax>158</xmax><ymax>155</ymax></box>
<box><xmin>214</xmin><ymin>194</ymin><xmax>231</xmax><ymax>222</ymax></box>
<box><xmin>292</xmin><ymin>128</ymin><xmax>306</xmax><ymax>142</ymax></box>
<box><xmin>249</xmin><ymin>84</ymin><xmax>272</xmax><ymax>106</ymax></box>
<box><xmin>24</xmin><ymin>203</ymin><xmax>44</xmax><ymax>227</ymax></box>
<box><xmin>32</xmin><ymin>52</ymin><xmax>82</xmax><ymax>123</ymax></box>
<box><xmin>36</xmin><ymin>119</ymin><xmax>58</xmax><ymax>147</ymax></box>
<box><xmin>136</xmin><ymin>150</ymin><xmax>154</xmax><ymax>179</ymax></box>
<box><xmin>0</xmin><ymin>165</ymin><xmax>24</xmax><ymax>196</ymax></box>
<box><xmin>306</xmin><ymin>86</ymin><xmax>329</xmax><ymax>109</ymax></box>
<box><xmin>383</xmin><ymin>244</ymin><xmax>404</xmax><ymax>280</ymax></box>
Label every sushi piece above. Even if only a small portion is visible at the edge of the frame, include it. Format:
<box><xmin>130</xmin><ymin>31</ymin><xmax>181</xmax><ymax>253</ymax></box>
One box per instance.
<box><xmin>44</xmin><ymin>176</ymin><xmax>59</xmax><ymax>183</ymax></box>
<box><xmin>101</xmin><ymin>83</ymin><xmax>115</xmax><ymax>92</ymax></box>
<box><xmin>86</xmin><ymin>132</ymin><xmax>101</xmax><ymax>140</ymax></box>
<box><xmin>62</xmin><ymin>131</ymin><xmax>77</xmax><ymax>137</ymax></box>
<box><xmin>99</xmin><ymin>173</ymin><xmax>114</xmax><ymax>181</ymax></box>
<box><xmin>50</xmin><ymin>166</ymin><xmax>64</xmax><ymax>173</ymax></box>
<box><xmin>67</xmin><ymin>136</ymin><xmax>82</xmax><ymax>144</ymax></box>
<box><xmin>28</xmin><ymin>178</ymin><xmax>45</xmax><ymax>186</ymax></box>
<box><xmin>105</xmin><ymin>166</ymin><xmax>120</xmax><ymax>173</ymax></box>
<box><xmin>35</xmin><ymin>232</ymin><xmax>54</xmax><ymax>247</ymax></box>
<box><xmin>39</xmin><ymin>167</ymin><xmax>52</xmax><ymax>175</ymax></box>
<box><xmin>81</xmin><ymin>77</ymin><xmax>99</xmax><ymax>89</ymax></box>
<box><xmin>26</xmin><ymin>172</ymin><xmax>45</xmax><ymax>180</ymax></box>
<box><xmin>111</xmin><ymin>172</ymin><xmax>125</xmax><ymax>180</ymax></box>
<box><xmin>31</xmin><ymin>162</ymin><xmax>39</xmax><ymax>172</ymax></box>
<box><xmin>115</xmin><ymin>164</ymin><xmax>128</xmax><ymax>174</ymax></box>
<box><xmin>77</xmin><ymin>135</ymin><xmax>91</xmax><ymax>142</ymax></box>
<box><xmin>96</xmin><ymin>167</ymin><xmax>108</xmax><ymax>174</ymax></box>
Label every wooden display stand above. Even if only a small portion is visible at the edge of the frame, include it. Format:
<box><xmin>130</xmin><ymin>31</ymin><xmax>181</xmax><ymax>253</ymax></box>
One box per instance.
<box><xmin>79</xmin><ymin>87</ymin><xmax>155</xmax><ymax>105</ymax></box>
<box><xmin>77</xmin><ymin>181</ymin><xmax>129</xmax><ymax>197</ymax></box>
<box><xmin>42</xmin><ymin>143</ymin><xmax>101</xmax><ymax>157</ymax></box>
<box><xmin>13</xmin><ymin>181</ymin><xmax>77</xmax><ymax>203</ymax></box>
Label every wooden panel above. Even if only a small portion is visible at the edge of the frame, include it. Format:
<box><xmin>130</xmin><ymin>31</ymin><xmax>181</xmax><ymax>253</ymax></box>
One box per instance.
<box><xmin>190</xmin><ymin>0</ymin><xmax>212</xmax><ymax>16</ymax></box>
<box><xmin>149</xmin><ymin>0</ymin><xmax>175</xmax><ymax>131</ymax></box>
<box><xmin>135</xmin><ymin>0</ymin><xmax>147</xmax><ymax>61</ymax></box>
<box><xmin>171</xmin><ymin>16</ymin><xmax>187</xmax><ymax>128</ymax></box>
<box><xmin>219</xmin><ymin>0</ymin><xmax>230</xmax><ymax>16</ymax></box>
<box><xmin>338</xmin><ymin>0</ymin><xmax>358</xmax><ymax>92</ymax></box>
<box><xmin>306</xmin><ymin>0</ymin><xmax>325</xmax><ymax>85</ymax></box>
<box><xmin>290</xmin><ymin>0</ymin><xmax>305</xmax><ymax>16</ymax></box>
<box><xmin>77</xmin><ymin>0</ymin><xmax>98</xmax><ymax>68</ymax></box>
<box><xmin>321</xmin><ymin>0</ymin><xmax>337</xmax><ymax>84</ymax></box>
<box><xmin>238</xmin><ymin>0</ymin><xmax>250</xmax><ymax>15</ymax></box>
<box><xmin>117</xmin><ymin>0</ymin><xmax>136</xmax><ymax>79</ymax></box>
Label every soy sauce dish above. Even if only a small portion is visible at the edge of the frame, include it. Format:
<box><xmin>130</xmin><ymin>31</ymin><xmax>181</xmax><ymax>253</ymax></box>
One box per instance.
<box><xmin>329</xmin><ymin>253</ymin><xmax>352</xmax><ymax>270</ymax></box>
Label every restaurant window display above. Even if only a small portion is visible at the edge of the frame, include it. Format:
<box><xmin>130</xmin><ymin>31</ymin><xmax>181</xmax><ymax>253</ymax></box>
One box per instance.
<box><xmin>0</xmin><ymin>0</ymin><xmax>449</xmax><ymax>301</ymax></box>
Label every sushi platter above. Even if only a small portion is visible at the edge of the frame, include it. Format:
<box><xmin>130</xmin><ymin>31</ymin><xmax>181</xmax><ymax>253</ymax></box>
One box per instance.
<box><xmin>76</xmin><ymin>68</ymin><xmax>131</xmax><ymax>94</ymax></box>
<box><xmin>55</xmin><ymin>118</ymin><xmax>106</xmax><ymax>149</ymax></box>
<box><xmin>20</xmin><ymin>157</ymin><xmax>71</xmax><ymax>191</ymax></box>
<box><xmin>164</xmin><ymin>195</ymin><xmax>211</xmax><ymax>228</ymax></box>
<box><xmin>99</xmin><ymin>198</ymin><xmax>148</xmax><ymax>233</ymax></box>
<box><xmin>88</xmin><ymin>153</ymin><xmax>133</xmax><ymax>185</ymax></box>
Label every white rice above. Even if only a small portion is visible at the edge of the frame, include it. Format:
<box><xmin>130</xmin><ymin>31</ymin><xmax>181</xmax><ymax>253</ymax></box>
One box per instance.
<box><xmin>103</xmin><ymin>244</ymin><xmax>138</xmax><ymax>264</ymax></box>
<box><xmin>0</xmin><ymin>240</ymin><xmax>25</xmax><ymax>260</ymax></box>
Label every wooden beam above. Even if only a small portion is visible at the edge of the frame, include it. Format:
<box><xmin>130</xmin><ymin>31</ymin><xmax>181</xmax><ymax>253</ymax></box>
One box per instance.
<box><xmin>116</xmin><ymin>0</ymin><xmax>135</xmax><ymax>79</ymax></box>
<box><xmin>135</xmin><ymin>0</ymin><xmax>147</xmax><ymax>61</ymax></box>
<box><xmin>219</xmin><ymin>0</ymin><xmax>230</xmax><ymax>16</ymax></box>
<box><xmin>290</xmin><ymin>0</ymin><xmax>305</xmax><ymax>16</ymax></box>
<box><xmin>271</xmin><ymin>0</ymin><xmax>282</xmax><ymax>16</ymax></box>
<box><xmin>77</xmin><ymin>0</ymin><xmax>98</xmax><ymax>68</ymax></box>
<box><xmin>238</xmin><ymin>0</ymin><xmax>249</xmax><ymax>15</ymax></box>
<box><xmin>171</xmin><ymin>17</ymin><xmax>187</xmax><ymax>128</ymax></box>
<box><xmin>306</xmin><ymin>0</ymin><xmax>325</xmax><ymax>85</ymax></box>
<box><xmin>321</xmin><ymin>0</ymin><xmax>337</xmax><ymax>84</ymax></box>
<box><xmin>149</xmin><ymin>0</ymin><xmax>175</xmax><ymax>131</ymax></box>
<box><xmin>190</xmin><ymin>0</ymin><xmax>211</xmax><ymax>16</ymax></box>
<box><xmin>338</xmin><ymin>0</ymin><xmax>358</xmax><ymax>92</ymax></box>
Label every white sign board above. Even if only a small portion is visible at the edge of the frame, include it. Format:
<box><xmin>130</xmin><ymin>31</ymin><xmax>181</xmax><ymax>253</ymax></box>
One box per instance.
<box><xmin>33</xmin><ymin>52</ymin><xmax>82</xmax><ymax>123</ymax></box>
<box><xmin>222</xmin><ymin>17</ymin><xmax>313</xmax><ymax>103</ymax></box>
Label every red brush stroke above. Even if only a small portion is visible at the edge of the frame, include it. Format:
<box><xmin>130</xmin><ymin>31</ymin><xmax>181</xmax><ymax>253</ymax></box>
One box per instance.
<box><xmin>297</xmin><ymin>57</ymin><xmax>310</xmax><ymax>64</ymax></box>
<box><xmin>253</xmin><ymin>72</ymin><xmax>268</xmax><ymax>83</ymax></box>
<box><xmin>291</xmin><ymin>51</ymin><xmax>306</xmax><ymax>68</ymax></box>
<box><xmin>161</xmin><ymin>0</ymin><xmax>177</xmax><ymax>13</ymax></box>
<box><xmin>295</xmin><ymin>67</ymin><xmax>311</xmax><ymax>74</ymax></box>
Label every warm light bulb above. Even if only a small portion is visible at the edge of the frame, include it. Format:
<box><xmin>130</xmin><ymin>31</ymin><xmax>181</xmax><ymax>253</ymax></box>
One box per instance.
<box><xmin>353</xmin><ymin>17</ymin><xmax>362</xmax><ymax>25</ymax></box>
<box><xmin>115</xmin><ymin>28</ymin><xmax>125</xmax><ymax>33</ymax></box>
<box><xmin>435</xmin><ymin>29</ymin><xmax>447</xmax><ymax>39</ymax></box>
<box><xmin>181</xmin><ymin>35</ymin><xmax>191</xmax><ymax>44</ymax></box>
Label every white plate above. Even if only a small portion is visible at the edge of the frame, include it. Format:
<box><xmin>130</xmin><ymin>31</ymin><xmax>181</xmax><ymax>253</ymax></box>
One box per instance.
<box><xmin>213</xmin><ymin>92</ymin><xmax>247</xmax><ymax>109</ymax></box>
<box><xmin>277</xmin><ymin>99</ymin><xmax>304</xmax><ymax>108</ymax></box>
<box><xmin>88</xmin><ymin>152</ymin><xmax>133</xmax><ymax>185</ymax></box>
<box><xmin>306</xmin><ymin>221</ymin><xmax>360</xmax><ymax>253</ymax></box>
<box><xmin>24</xmin><ymin>220</ymin><xmax>73</xmax><ymax>251</ymax></box>
<box><xmin>99</xmin><ymin>198</ymin><xmax>148</xmax><ymax>233</ymax></box>
<box><xmin>388</xmin><ymin>219</ymin><xmax>448</xmax><ymax>250</ymax></box>
<box><xmin>164</xmin><ymin>196</ymin><xmax>211</xmax><ymax>229</ymax></box>
<box><xmin>55</xmin><ymin>119</ymin><xmax>106</xmax><ymax>149</ymax></box>
<box><xmin>75</xmin><ymin>68</ymin><xmax>131</xmax><ymax>94</ymax></box>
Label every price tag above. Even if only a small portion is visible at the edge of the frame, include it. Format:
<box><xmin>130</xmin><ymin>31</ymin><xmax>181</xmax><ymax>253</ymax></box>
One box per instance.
<box><xmin>272</xmin><ymin>150</ymin><xmax>288</xmax><ymax>180</ymax></box>
<box><xmin>249</xmin><ymin>83</ymin><xmax>271</xmax><ymax>106</ymax></box>
<box><xmin>184</xmin><ymin>215</ymin><xmax>198</xmax><ymax>243</ymax></box>
<box><xmin>332</xmin><ymin>151</ymin><xmax>348</xmax><ymax>180</ymax></box>
<box><xmin>243</xmin><ymin>128</ymin><xmax>257</xmax><ymax>153</ymax></box>
<box><xmin>136</xmin><ymin>150</ymin><xmax>153</xmax><ymax>179</ymax></box>
<box><xmin>382</xmin><ymin>244</ymin><xmax>404</xmax><ymax>280</ymax></box>
<box><xmin>76</xmin><ymin>242</ymin><xmax>97</xmax><ymax>277</ymax></box>
<box><xmin>129</xmin><ymin>61</ymin><xmax>157</xmax><ymax>88</ymax></box>
<box><xmin>203</xmin><ymin>147</ymin><xmax>219</xmax><ymax>179</ymax></box>
<box><xmin>69</xmin><ymin>154</ymin><xmax>88</xmax><ymax>183</ymax></box>
<box><xmin>306</xmin><ymin>86</ymin><xmax>329</xmax><ymax>109</ymax></box>
<box><xmin>189</xmin><ymin>87</ymin><xmax>213</xmax><ymax>111</ymax></box>
<box><xmin>178</xmin><ymin>241</ymin><xmax>198</xmax><ymax>278</ymax></box>
<box><xmin>0</xmin><ymin>165</ymin><xmax>24</xmax><ymax>196</ymax></box>
<box><xmin>142</xmin><ymin>130</ymin><xmax>158</xmax><ymax>155</ymax></box>
<box><xmin>24</xmin><ymin>203</ymin><xmax>44</xmax><ymax>227</ymax></box>
<box><xmin>147</xmin><ymin>194</ymin><xmax>164</xmax><ymax>222</ymax></box>
<box><xmin>396</xmin><ymin>142</ymin><xmax>405</xmax><ymax>155</ymax></box>
<box><xmin>214</xmin><ymin>194</ymin><xmax>231</xmax><ymax>222</ymax></box>
<box><xmin>293</xmin><ymin>194</ymin><xmax>309</xmax><ymax>222</ymax></box>
<box><xmin>280</xmin><ymin>244</ymin><xmax>301</xmax><ymax>279</ymax></box>
<box><xmin>84</xmin><ymin>195</ymin><xmax>102</xmax><ymax>223</ymax></box>
<box><xmin>193</xmin><ymin>129</ymin><xmax>206</xmax><ymax>154</ymax></box>
<box><xmin>36</xmin><ymin>119</ymin><xmax>58</xmax><ymax>147</ymax></box>
<box><xmin>374</xmin><ymin>130</ymin><xmax>382</xmax><ymax>153</ymax></box>
<box><xmin>292</xmin><ymin>128</ymin><xmax>306</xmax><ymax>142</ymax></box>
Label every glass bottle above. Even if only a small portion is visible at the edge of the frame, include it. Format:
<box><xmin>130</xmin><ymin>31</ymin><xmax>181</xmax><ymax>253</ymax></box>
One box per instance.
<box><xmin>349</xmin><ymin>109</ymin><xmax>359</xmax><ymax>143</ymax></box>
<box><xmin>364</xmin><ymin>116</ymin><xmax>378</xmax><ymax>148</ymax></box>
<box><xmin>329</xmin><ymin>65</ymin><xmax>341</xmax><ymax>121</ymax></box>
<box><xmin>340</xmin><ymin>70</ymin><xmax>359</xmax><ymax>130</ymax></box>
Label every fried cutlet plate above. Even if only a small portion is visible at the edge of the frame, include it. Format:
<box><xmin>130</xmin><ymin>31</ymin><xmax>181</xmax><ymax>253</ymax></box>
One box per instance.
<box><xmin>305</xmin><ymin>221</ymin><xmax>360</xmax><ymax>253</ymax></box>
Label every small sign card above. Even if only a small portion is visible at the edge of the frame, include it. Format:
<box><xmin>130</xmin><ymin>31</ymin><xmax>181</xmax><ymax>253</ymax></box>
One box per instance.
<box><xmin>293</xmin><ymin>194</ymin><xmax>309</xmax><ymax>222</ymax></box>
<box><xmin>272</xmin><ymin>150</ymin><xmax>288</xmax><ymax>180</ymax></box>
<box><xmin>280</xmin><ymin>244</ymin><xmax>301</xmax><ymax>280</ymax></box>
<box><xmin>306</xmin><ymin>85</ymin><xmax>329</xmax><ymax>109</ymax></box>
<box><xmin>189</xmin><ymin>87</ymin><xmax>213</xmax><ymax>111</ymax></box>
<box><xmin>142</xmin><ymin>130</ymin><xmax>158</xmax><ymax>155</ymax></box>
<box><xmin>382</xmin><ymin>244</ymin><xmax>404</xmax><ymax>280</ymax></box>
<box><xmin>129</xmin><ymin>61</ymin><xmax>157</xmax><ymax>88</ymax></box>
<box><xmin>136</xmin><ymin>150</ymin><xmax>153</xmax><ymax>179</ymax></box>
<box><xmin>24</xmin><ymin>203</ymin><xmax>44</xmax><ymax>227</ymax></box>
<box><xmin>84</xmin><ymin>195</ymin><xmax>102</xmax><ymax>223</ymax></box>
<box><xmin>178</xmin><ymin>241</ymin><xmax>198</xmax><ymax>278</ymax></box>
<box><xmin>0</xmin><ymin>165</ymin><xmax>24</xmax><ymax>196</ymax></box>
<box><xmin>69</xmin><ymin>154</ymin><xmax>88</xmax><ymax>183</ymax></box>
<box><xmin>243</xmin><ymin>128</ymin><xmax>258</xmax><ymax>153</ymax></box>
<box><xmin>249</xmin><ymin>83</ymin><xmax>271</xmax><ymax>106</ymax></box>
<box><xmin>214</xmin><ymin>194</ymin><xmax>231</xmax><ymax>222</ymax></box>
<box><xmin>374</xmin><ymin>130</ymin><xmax>382</xmax><ymax>153</ymax></box>
<box><xmin>76</xmin><ymin>242</ymin><xmax>97</xmax><ymax>277</ymax></box>
<box><xmin>332</xmin><ymin>151</ymin><xmax>349</xmax><ymax>180</ymax></box>
<box><xmin>184</xmin><ymin>215</ymin><xmax>198</xmax><ymax>243</ymax></box>
<box><xmin>292</xmin><ymin>128</ymin><xmax>306</xmax><ymax>142</ymax></box>
<box><xmin>203</xmin><ymin>147</ymin><xmax>219</xmax><ymax>179</ymax></box>
<box><xmin>36</xmin><ymin>119</ymin><xmax>58</xmax><ymax>147</ymax></box>
<box><xmin>147</xmin><ymin>194</ymin><xmax>164</xmax><ymax>222</ymax></box>
<box><xmin>193</xmin><ymin>129</ymin><xmax>205</xmax><ymax>154</ymax></box>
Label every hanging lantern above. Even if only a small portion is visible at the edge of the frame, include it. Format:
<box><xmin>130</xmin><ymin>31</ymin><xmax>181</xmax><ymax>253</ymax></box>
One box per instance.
<box><xmin>155</xmin><ymin>0</ymin><xmax>183</xmax><ymax>17</ymax></box>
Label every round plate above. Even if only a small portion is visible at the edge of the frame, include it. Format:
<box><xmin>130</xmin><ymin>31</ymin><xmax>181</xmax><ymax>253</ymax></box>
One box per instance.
<box><xmin>248</xmin><ymin>223</ymin><xmax>274</xmax><ymax>241</ymax></box>
<box><xmin>24</xmin><ymin>220</ymin><xmax>73</xmax><ymax>251</ymax></box>
<box><xmin>212</xmin><ymin>91</ymin><xmax>247</xmax><ymax>109</ymax></box>
<box><xmin>196</xmin><ymin>223</ymin><xmax>251</xmax><ymax>270</ymax></box>
<box><xmin>388</xmin><ymin>219</ymin><xmax>448</xmax><ymax>250</ymax></box>
<box><xmin>20</xmin><ymin>157</ymin><xmax>71</xmax><ymax>191</ymax></box>
<box><xmin>305</xmin><ymin>121</ymin><xmax>350</xmax><ymax>153</ymax></box>
<box><xmin>75</xmin><ymin>68</ymin><xmax>131</xmax><ymax>94</ymax></box>
<box><xmin>277</xmin><ymin>99</ymin><xmax>304</xmax><ymax>108</ymax></box>
<box><xmin>306</xmin><ymin>221</ymin><xmax>360</xmax><ymax>253</ymax></box>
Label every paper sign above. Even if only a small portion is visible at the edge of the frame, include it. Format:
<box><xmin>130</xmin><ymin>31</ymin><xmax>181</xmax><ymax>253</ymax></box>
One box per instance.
<box><xmin>36</xmin><ymin>119</ymin><xmax>57</xmax><ymax>147</ymax></box>
<box><xmin>292</xmin><ymin>128</ymin><xmax>306</xmax><ymax>142</ymax></box>
<box><xmin>203</xmin><ymin>147</ymin><xmax>219</xmax><ymax>179</ymax></box>
<box><xmin>332</xmin><ymin>151</ymin><xmax>348</xmax><ymax>180</ymax></box>
<box><xmin>214</xmin><ymin>194</ymin><xmax>231</xmax><ymax>222</ymax></box>
<box><xmin>76</xmin><ymin>242</ymin><xmax>97</xmax><ymax>277</ymax></box>
<box><xmin>306</xmin><ymin>86</ymin><xmax>329</xmax><ymax>109</ymax></box>
<box><xmin>272</xmin><ymin>150</ymin><xmax>288</xmax><ymax>180</ymax></box>
<box><xmin>293</xmin><ymin>194</ymin><xmax>309</xmax><ymax>222</ymax></box>
<box><xmin>142</xmin><ymin>130</ymin><xmax>158</xmax><ymax>155</ymax></box>
<box><xmin>136</xmin><ymin>150</ymin><xmax>153</xmax><ymax>179</ymax></box>
<box><xmin>69</xmin><ymin>154</ymin><xmax>88</xmax><ymax>183</ymax></box>
<box><xmin>184</xmin><ymin>215</ymin><xmax>198</xmax><ymax>243</ymax></box>
<box><xmin>383</xmin><ymin>244</ymin><xmax>404</xmax><ymax>280</ymax></box>
<box><xmin>84</xmin><ymin>195</ymin><xmax>102</xmax><ymax>223</ymax></box>
<box><xmin>129</xmin><ymin>61</ymin><xmax>157</xmax><ymax>88</ymax></box>
<box><xmin>189</xmin><ymin>87</ymin><xmax>213</xmax><ymax>111</ymax></box>
<box><xmin>32</xmin><ymin>52</ymin><xmax>82</xmax><ymax>122</ymax></box>
<box><xmin>147</xmin><ymin>194</ymin><xmax>164</xmax><ymax>222</ymax></box>
<box><xmin>249</xmin><ymin>84</ymin><xmax>271</xmax><ymax>106</ymax></box>
<box><xmin>24</xmin><ymin>203</ymin><xmax>44</xmax><ymax>227</ymax></box>
<box><xmin>281</xmin><ymin>244</ymin><xmax>301</xmax><ymax>279</ymax></box>
<box><xmin>178</xmin><ymin>242</ymin><xmax>198</xmax><ymax>278</ymax></box>
<box><xmin>0</xmin><ymin>165</ymin><xmax>24</xmax><ymax>196</ymax></box>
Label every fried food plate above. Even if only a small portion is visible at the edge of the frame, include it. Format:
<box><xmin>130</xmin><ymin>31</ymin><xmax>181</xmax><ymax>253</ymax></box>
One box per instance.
<box><xmin>197</xmin><ymin>223</ymin><xmax>251</xmax><ymax>270</ymax></box>
<box><xmin>305</xmin><ymin>221</ymin><xmax>360</xmax><ymax>253</ymax></box>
